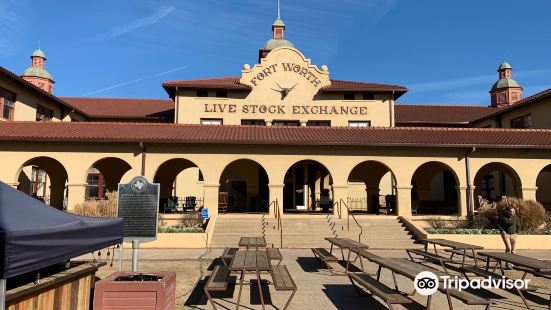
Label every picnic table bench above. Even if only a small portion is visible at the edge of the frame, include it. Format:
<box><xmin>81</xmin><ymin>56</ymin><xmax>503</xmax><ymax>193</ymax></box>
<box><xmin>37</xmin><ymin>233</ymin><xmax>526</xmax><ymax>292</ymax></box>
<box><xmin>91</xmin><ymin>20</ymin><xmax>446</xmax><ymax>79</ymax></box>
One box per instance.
<box><xmin>348</xmin><ymin>272</ymin><xmax>412</xmax><ymax>309</ymax></box>
<box><xmin>351</xmin><ymin>248</ymin><xmax>381</xmax><ymax>273</ymax></box>
<box><xmin>312</xmin><ymin>248</ymin><xmax>340</xmax><ymax>275</ymax></box>
<box><xmin>267</xmin><ymin>247</ymin><xmax>283</xmax><ymax>265</ymax></box>
<box><xmin>406</xmin><ymin>248</ymin><xmax>452</xmax><ymax>273</ymax></box>
<box><xmin>204</xmin><ymin>265</ymin><xmax>231</xmax><ymax>310</ymax></box>
<box><xmin>221</xmin><ymin>247</ymin><xmax>238</xmax><ymax>266</ymax></box>
<box><xmin>271</xmin><ymin>265</ymin><xmax>297</xmax><ymax>310</ymax></box>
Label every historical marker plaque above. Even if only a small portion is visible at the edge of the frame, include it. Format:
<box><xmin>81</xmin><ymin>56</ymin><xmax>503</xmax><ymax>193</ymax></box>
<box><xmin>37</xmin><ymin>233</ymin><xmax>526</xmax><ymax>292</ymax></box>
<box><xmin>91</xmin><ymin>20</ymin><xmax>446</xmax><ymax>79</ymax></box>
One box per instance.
<box><xmin>117</xmin><ymin>176</ymin><xmax>160</xmax><ymax>242</ymax></box>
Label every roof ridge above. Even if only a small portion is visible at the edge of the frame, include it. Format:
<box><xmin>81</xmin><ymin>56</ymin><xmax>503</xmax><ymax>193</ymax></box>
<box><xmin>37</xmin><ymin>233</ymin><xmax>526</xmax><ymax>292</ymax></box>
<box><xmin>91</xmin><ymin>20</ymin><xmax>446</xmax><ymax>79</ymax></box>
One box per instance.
<box><xmin>61</xmin><ymin>96</ymin><xmax>173</xmax><ymax>101</ymax></box>
<box><xmin>4</xmin><ymin>122</ymin><xmax>551</xmax><ymax>133</ymax></box>
<box><xmin>396</xmin><ymin>103</ymin><xmax>494</xmax><ymax>108</ymax></box>
<box><xmin>329</xmin><ymin>78</ymin><xmax>406</xmax><ymax>88</ymax></box>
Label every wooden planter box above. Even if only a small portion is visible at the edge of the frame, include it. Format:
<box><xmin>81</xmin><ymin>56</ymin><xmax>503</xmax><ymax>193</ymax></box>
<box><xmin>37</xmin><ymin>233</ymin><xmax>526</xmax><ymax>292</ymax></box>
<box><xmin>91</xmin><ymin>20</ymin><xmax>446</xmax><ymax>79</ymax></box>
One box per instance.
<box><xmin>93</xmin><ymin>272</ymin><xmax>176</xmax><ymax>310</ymax></box>
<box><xmin>6</xmin><ymin>262</ymin><xmax>100</xmax><ymax>310</ymax></box>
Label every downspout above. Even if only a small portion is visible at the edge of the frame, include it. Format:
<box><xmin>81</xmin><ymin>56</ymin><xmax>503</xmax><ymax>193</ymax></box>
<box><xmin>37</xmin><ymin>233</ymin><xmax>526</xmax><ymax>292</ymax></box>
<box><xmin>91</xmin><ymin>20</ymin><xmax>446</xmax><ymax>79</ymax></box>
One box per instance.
<box><xmin>174</xmin><ymin>86</ymin><xmax>179</xmax><ymax>124</ymax></box>
<box><xmin>389</xmin><ymin>91</ymin><xmax>395</xmax><ymax>127</ymax></box>
<box><xmin>139</xmin><ymin>142</ymin><xmax>146</xmax><ymax>177</ymax></box>
<box><xmin>465</xmin><ymin>147</ymin><xmax>476</xmax><ymax>217</ymax></box>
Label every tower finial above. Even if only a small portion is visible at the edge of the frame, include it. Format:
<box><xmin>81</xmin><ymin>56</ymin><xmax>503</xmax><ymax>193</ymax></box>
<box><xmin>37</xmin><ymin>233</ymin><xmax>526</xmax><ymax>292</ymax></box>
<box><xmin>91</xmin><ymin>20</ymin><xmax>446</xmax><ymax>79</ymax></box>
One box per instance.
<box><xmin>277</xmin><ymin>0</ymin><xmax>281</xmax><ymax>19</ymax></box>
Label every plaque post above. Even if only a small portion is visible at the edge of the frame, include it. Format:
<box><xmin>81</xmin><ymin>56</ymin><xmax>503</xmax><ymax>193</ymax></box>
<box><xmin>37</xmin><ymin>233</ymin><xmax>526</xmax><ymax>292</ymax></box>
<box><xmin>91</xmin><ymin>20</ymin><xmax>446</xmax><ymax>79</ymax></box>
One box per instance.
<box><xmin>118</xmin><ymin>243</ymin><xmax>124</xmax><ymax>272</ymax></box>
<box><xmin>0</xmin><ymin>278</ymin><xmax>6</xmax><ymax>310</ymax></box>
<box><xmin>132</xmin><ymin>240</ymin><xmax>140</xmax><ymax>272</ymax></box>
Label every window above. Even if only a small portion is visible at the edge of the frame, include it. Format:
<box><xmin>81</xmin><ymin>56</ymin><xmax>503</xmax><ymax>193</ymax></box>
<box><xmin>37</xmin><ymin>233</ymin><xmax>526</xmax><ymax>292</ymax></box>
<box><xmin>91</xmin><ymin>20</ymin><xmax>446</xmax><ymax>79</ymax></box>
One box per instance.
<box><xmin>197</xmin><ymin>90</ymin><xmax>208</xmax><ymax>97</ymax></box>
<box><xmin>362</xmin><ymin>93</ymin><xmax>375</xmax><ymax>100</ymax></box>
<box><xmin>241</xmin><ymin>119</ymin><xmax>266</xmax><ymax>126</ymax></box>
<box><xmin>1</xmin><ymin>88</ymin><xmax>16</xmax><ymax>120</ymax></box>
<box><xmin>215</xmin><ymin>91</ymin><xmax>228</xmax><ymax>98</ymax></box>
<box><xmin>306</xmin><ymin>121</ymin><xmax>331</xmax><ymax>127</ymax></box>
<box><xmin>201</xmin><ymin>118</ymin><xmax>223</xmax><ymax>125</ymax></box>
<box><xmin>272</xmin><ymin>120</ymin><xmax>300</xmax><ymax>126</ymax></box>
<box><xmin>36</xmin><ymin>105</ymin><xmax>54</xmax><ymax>121</ymax></box>
<box><xmin>498</xmin><ymin>93</ymin><xmax>506</xmax><ymax>103</ymax></box>
<box><xmin>343</xmin><ymin>93</ymin><xmax>355</xmax><ymax>100</ymax></box>
<box><xmin>348</xmin><ymin>121</ymin><xmax>371</xmax><ymax>127</ymax></box>
<box><xmin>30</xmin><ymin>166</ymin><xmax>47</xmax><ymax>198</ymax></box>
<box><xmin>511</xmin><ymin>92</ymin><xmax>519</xmax><ymax>102</ymax></box>
<box><xmin>85</xmin><ymin>168</ymin><xmax>104</xmax><ymax>199</ymax></box>
<box><xmin>510</xmin><ymin>114</ymin><xmax>532</xmax><ymax>129</ymax></box>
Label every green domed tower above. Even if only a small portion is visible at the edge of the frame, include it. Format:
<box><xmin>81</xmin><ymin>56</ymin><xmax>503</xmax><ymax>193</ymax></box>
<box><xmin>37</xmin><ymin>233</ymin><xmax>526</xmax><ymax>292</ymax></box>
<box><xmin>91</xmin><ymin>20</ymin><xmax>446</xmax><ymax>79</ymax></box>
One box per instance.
<box><xmin>489</xmin><ymin>61</ymin><xmax>522</xmax><ymax>107</ymax></box>
<box><xmin>21</xmin><ymin>48</ymin><xmax>55</xmax><ymax>94</ymax></box>
<box><xmin>258</xmin><ymin>1</ymin><xmax>295</xmax><ymax>62</ymax></box>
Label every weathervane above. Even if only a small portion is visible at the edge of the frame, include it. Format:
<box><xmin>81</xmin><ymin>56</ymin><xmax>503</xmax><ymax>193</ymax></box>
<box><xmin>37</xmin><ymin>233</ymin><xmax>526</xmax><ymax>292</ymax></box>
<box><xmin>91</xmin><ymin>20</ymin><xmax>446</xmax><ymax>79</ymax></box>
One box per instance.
<box><xmin>277</xmin><ymin>0</ymin><xmax>281</xmax><ymax>19</ymax></box>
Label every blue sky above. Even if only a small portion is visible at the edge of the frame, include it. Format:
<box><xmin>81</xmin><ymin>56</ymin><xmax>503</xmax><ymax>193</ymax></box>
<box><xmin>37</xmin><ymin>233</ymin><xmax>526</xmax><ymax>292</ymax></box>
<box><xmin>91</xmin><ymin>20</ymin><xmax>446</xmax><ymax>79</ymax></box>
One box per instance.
<box><xmin>1</xmin><ymin>0</ymin><xmax>550</xmax><ymax>105</ymax></box>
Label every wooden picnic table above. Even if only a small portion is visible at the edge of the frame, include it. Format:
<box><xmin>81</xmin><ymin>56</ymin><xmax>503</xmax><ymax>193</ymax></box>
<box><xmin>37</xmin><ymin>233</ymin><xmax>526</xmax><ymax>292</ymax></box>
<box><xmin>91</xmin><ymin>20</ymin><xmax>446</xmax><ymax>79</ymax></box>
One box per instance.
<box><xmin>477</xmin><ymin>252</ymin><xmax>551</xmax><ymax>310</ymax></box>
<box><xmin>238</xmin><ymin>236</ymin><xmax>267</xmax><ymax>250</ymax></box>
<box><xmin>229</xmin><ymin>250</ymin><xmax>272</xmax><ymax>310</ymax></box>
<box><xmin>478</xmin><ymin>252</ymin><xmax>551</xmax><ymax>273</ymax></box>
<box><xmin>423</xmin><ymin>238</ymin><xmax>484</xmax><ymax>267</ymax></box>
<box><xmin>325</xmin><ymin>237</ymin><xmax>369</xmax><ymax>274</ymax></box>
<box><xmin>369</xmin><ymin>257</ymin><xmax>448</xmax><ymax>309</ymax></box>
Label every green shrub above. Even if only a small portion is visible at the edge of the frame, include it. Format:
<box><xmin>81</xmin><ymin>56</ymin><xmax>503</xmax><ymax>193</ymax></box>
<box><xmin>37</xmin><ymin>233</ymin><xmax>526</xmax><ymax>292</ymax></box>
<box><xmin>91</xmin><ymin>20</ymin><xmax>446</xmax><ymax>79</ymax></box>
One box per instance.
<box><xmin>426</xmin><ymin>217</ymin><xmax>448</xmax><ymax>229</ymax></box>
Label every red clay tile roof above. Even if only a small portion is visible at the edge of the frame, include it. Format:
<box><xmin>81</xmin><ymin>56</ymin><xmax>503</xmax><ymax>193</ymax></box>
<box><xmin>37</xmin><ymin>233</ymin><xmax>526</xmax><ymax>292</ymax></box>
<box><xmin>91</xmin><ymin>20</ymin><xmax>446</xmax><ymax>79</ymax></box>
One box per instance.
<box><xmin>472</xmin><ymin>87</ymin><xmax>551</xmax><ymax>122</ymax></box>
<box><xmin>60</xmin><ymin>97</ymin><xmax>174</xmax><ymax>119</ymax></box>
<box><xmin>162</xmin><ymin>77</ymin><xmax>407</xmax><ymax>97</ymax></box>
<box><xmin>0</xmin><ymin>122</ymin><xmax>550</xmax><ymax>149</ymax></box>
<box><xmin>395</xmin><ymin>104</ymin><xmax>497</xmax><ymax>125</ymax></box>
<box><xmin>0</xmin><ymin>66</ymin><xmax>89</xmax><ymax>117</ymax></box>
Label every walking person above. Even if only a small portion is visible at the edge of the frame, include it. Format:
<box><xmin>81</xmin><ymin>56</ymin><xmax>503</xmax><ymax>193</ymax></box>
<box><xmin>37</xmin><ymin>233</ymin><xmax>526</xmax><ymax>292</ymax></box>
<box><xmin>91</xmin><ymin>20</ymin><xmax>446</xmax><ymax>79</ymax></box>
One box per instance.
<box><xmin>497</xmin><ymin>206</ymin><xmax>521</xmax><ymax>268</ymax></box>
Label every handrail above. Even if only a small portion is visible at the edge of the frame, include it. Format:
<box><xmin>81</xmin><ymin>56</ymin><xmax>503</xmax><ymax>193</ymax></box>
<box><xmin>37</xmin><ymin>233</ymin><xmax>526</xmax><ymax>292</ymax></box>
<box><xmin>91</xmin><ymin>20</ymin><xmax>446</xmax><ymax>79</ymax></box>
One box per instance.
<box><xmin>275</xmin><ymin>199</ymin><xmax>283</xmax><ymax>248</ymax></box>
<box><xmin>334</xmin><ymin>201</ymin><xmax>341</xmax><ymax>219</ymax></box>
<box><xmin>340</xmin><ymin>198</ymin><xmax>363</xmax><ymax>243</ymax></box>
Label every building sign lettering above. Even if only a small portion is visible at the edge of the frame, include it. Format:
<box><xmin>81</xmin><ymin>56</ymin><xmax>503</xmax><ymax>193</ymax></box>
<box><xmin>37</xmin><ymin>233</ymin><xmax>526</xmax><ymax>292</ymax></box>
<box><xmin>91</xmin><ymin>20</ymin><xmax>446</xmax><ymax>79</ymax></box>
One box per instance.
<box><xmin>204</xmin><ymin>103</ymin><xmax>368</xmax><ymax>115</ymax></box>
<box><xmin>249</xmin><ymin>63</ymin><xmax>323</xmax><ymax>87</ymax></box>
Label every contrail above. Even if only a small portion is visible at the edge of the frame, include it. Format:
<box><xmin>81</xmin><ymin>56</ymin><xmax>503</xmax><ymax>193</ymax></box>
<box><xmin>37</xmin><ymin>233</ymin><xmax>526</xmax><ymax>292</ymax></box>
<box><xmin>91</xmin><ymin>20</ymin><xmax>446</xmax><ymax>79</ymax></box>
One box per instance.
<box><xmin>82</xmin><ymin>65</ymin><xmax>188</xmax><ymax>96</ymax></box>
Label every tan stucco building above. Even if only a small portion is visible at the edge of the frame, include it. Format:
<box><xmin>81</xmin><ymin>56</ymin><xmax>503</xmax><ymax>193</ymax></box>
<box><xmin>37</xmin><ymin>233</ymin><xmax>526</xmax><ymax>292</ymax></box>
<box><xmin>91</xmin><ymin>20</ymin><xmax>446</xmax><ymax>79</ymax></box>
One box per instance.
<box><xmin>1</xmin><ymin>18</ymin><xmax>551</xmax><ymax>222</ymax></box>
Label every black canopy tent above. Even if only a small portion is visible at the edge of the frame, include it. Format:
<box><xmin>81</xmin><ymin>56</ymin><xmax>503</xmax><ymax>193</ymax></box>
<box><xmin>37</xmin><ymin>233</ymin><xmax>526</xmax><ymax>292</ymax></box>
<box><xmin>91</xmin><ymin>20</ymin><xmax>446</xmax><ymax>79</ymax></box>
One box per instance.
<box><xmin>0</xmin><ymin>181</ymin><xmax>123</xmax><ymax>308</ymax></box>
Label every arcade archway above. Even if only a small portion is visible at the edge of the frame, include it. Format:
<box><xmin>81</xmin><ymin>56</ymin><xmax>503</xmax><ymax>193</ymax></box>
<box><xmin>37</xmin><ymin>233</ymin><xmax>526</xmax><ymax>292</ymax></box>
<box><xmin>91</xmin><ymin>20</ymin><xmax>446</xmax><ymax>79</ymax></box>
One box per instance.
<box><xmin>16</xmin><ymin>157</ymin><xmax>68</xmax><ymax>209</ymax></box>
<box><xmin>411</xmin><ymin>161</ymin><xmax>459</xmax><ymax>215</ymax></box>
<box><xmin>474</xmin><ymin>162</ymin><xmax>521</xmax><ymax>205</ymax></box>
<box><xmin>84</xmin><ymin>157</ymin><xmax>132</xmax><ymax>199</ymax></box>
<box><xmin>154</xmin><ymin>158</ymin><xmax>204</xmax><ymax>213</ymax></box>
<box><xmin>283</xmin><ymin>160</ymin><xmax>333</xmax><ymax>213</ymax></box>
<box><xmin>536</xmin><ymin>164</ymin><xmax>551</xmax><ymax>212</ymax></box>
<box><xmin>219</xmin><ymin>159</ymin><xmax>269</xmax><ymax>213</ymax></box>
<box><xmin>347</xmin><ymin>161</ymin><xmax>396</xmax><ymax>214</ymax></box>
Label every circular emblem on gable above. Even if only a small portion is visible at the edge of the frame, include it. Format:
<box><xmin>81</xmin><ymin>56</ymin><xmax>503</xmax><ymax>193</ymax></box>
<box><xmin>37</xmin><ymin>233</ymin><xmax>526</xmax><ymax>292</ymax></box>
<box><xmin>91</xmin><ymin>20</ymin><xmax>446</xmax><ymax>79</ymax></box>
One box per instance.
<box><xmin>131</xmin><ymin>177</ymin><xmax>148</xmax><ymax>193</ymax></box>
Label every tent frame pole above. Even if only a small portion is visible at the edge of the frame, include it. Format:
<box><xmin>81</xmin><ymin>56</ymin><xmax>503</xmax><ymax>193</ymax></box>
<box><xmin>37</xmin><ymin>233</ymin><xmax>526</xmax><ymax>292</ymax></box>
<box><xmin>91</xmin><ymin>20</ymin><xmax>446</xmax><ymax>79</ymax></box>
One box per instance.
<box><xmin>1</xmin><ymin>278</ymin><xmax>6</xmax><ymax>310</ymax></box>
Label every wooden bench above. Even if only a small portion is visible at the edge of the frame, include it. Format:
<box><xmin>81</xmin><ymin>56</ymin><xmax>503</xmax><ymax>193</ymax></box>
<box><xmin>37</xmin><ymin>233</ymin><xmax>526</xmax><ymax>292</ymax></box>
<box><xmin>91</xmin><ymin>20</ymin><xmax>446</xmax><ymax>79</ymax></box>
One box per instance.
<box><xmin>312</xmin><ymin>248</ymin><xmax>340</xmax><ymax>275</ymax></box>
<box><xmin>267</xmin><ymin>247</ymin><xmax>283</xmax><ymax>265</ymax></box>
<box><xmin>348</xmin><ymin>272</ymin><xmax>412</xmax><ymax>309</ymax></box>
<box><xmin>220</xmin><ymin>247</ymin><xmax>238</xmax><ymax>266</ymax></box>
<box><xmin>271</xmin><ymin>265</ymin><xmax>297</xmax><ymax>310</ymax></box>
<box><xmin>444</xmin><ymin>248</ymin><xmax>485</xmax><ymax>264</ymax></box>
<box><xmin>351</xmin><ymin>249</ymin><xmax>381</xmax><ymax>273</ymax></box>
<box><xmin>462</xmin><ymin>266</ymin><xmax>536</xmax><ymax>309</ymax></box>
<box><xmin>406</xmin><ymin>248</ymin><xmax>452</xmax><ymax>273</ymax></box>
<box><xmin>204</xmin><ymin>266</ymin><xmax>230</xmax><ymax>310</ymax></box>
<box><xmin>439</xmin><ymin>287</ymin><xmax>491</xmax><ymax>310</ymax></box>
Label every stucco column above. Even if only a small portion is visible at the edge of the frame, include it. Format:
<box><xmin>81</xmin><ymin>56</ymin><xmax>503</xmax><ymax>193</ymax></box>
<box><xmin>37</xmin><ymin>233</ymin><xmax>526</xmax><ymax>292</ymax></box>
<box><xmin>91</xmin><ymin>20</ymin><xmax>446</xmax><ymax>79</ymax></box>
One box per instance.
<box><xmin>396</xmin><ymin>185</ymin><xmax>413</xmax><ymax>216</ymax></box>
<box><xmin>522</xmin><ymin>187</ymin><xmax>538</xmax><ymax>201</ymax></box>
<box><xmin>456</xmin><ymin>186</ymin><xmax>468</xmax><ymax>217</ymax></box>
<box><xmin>203</xmin><ymin>183</ymin><xmax>220</xmax><ymax>217</ymax></box>
<box><xmin>333</xmin><ymin>184</ymin><xmax>348</xmax><ymax>218</ymax></box>
<box><xmin>366</xmin><ymin>187</ymin><xmax>380</xmax><ymax>212</ymax></box>
<box><xmin>66</xmin><ymin>183</ymin><xmax>86</xmax><ymax>211</ymax></box>
<box><xmin>268</xmin><ymin>184</ymin><xmax>284</xmax><ymax>218</ymax></box>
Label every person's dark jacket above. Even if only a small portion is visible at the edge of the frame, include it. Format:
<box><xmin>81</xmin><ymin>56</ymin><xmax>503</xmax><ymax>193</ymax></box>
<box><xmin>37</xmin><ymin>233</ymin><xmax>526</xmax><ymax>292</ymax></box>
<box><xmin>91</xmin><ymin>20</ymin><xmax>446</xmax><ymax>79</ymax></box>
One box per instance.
<box><xmin>497</xmin><ymin>214</ymin><xmax>521</xmax><ymax>234</ymax></box>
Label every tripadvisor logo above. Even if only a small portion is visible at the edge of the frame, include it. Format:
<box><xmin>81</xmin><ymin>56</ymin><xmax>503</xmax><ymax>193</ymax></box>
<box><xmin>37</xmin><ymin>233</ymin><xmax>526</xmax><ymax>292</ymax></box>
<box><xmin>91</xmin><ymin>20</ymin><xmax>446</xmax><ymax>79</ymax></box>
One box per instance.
<box><xmin>414</xmin><ymin>271</ymin><xmax>530</xmax><ymax>295</ymax></box>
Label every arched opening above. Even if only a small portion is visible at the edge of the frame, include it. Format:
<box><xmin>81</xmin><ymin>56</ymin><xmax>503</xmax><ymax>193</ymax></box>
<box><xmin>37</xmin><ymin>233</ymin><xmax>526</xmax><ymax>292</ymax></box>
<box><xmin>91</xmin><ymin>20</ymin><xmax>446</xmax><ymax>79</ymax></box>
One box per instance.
<box><xmin>474</xmin><ymin>162</ymin><xmax>521</xmax><ymax>205</ymax></box>
<box><xmin>154</xmin><ymin>159</ymin><xmax>204</xmax><ymax>213</ymax></box>
<box><xmin>536</xmin><ymin>164</ymin><xmax>551</xmax><ymax>212</ymax></box>
<box><xmin>219</xmin><ymin>159</ymin><xmax>269</xmax><ymax>213</ymax></box>
<box><xmin>283</xmin><ymin>160</ymin><xmax>333</xmax><ymax>213</ymax></box>
<box><xmin>411</xmin><ymin>162</ymin><xmax>459</xmax><ymax>215</ymax></box>
<box><xmin>347</xmin><ymin>161</ymin><xmax>396</xmax><ymax>214</ymax></box>
<box><xmin>84</xmin><ymin>157</ymin><xmax>132</xmax><ymax>200</ymax></box>
<box><xmin>16</xmin><ymin>157</ymin><xmax>68</xmax><ymax>209</ymax></box>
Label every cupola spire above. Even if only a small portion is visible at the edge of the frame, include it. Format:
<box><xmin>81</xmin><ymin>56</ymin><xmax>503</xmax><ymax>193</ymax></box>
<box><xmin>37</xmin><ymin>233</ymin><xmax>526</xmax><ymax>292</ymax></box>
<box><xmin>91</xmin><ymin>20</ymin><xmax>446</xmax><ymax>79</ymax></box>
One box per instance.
<box><xmin>489</xmin><ymin>61</ymin><xmax>523</xmax><ymax>107</ymax></box>
<box><xmin>21</xmin><ymin>48</ymin><xmax>55</xmax><ymax>94</ymax></box>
